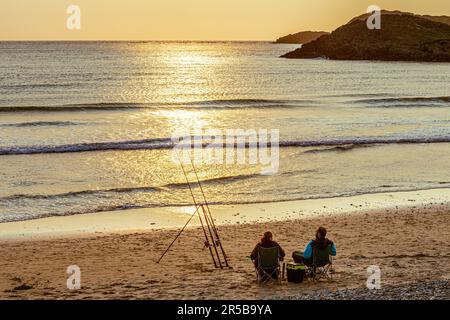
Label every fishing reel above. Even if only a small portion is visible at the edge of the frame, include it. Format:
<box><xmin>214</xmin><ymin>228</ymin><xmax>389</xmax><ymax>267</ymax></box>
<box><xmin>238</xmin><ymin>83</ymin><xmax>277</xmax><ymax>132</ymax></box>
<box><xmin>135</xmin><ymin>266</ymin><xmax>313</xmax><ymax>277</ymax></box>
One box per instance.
<box><xmin>203</xmin><ymin>240</ymin><xmax>221</xmax><ymax>248</ymax></box>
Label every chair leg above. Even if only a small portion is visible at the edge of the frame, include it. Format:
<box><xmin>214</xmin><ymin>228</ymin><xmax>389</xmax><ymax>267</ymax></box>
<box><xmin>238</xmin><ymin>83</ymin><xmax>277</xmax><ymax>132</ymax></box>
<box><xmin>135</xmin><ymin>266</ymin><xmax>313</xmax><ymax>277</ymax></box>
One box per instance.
<box><xmin>256</xmin><ymin>269</ymin><xmax>261</xmax><ymax>284</ymax></box>
<box><xmin>325</xmin><ymin>264</ymin><xmax>332</xmax><ymax>281</ymax></box>
<box><xmin>312</xmin><ymin>266</ymin><xmax>318</xmax><ymax>282</ymax></box>
<box><xmin>313</xmin><ymin>265</ymin><xmax>333</xmax><ymax>282</ymax></box>
<box><xmin>315</xmin><ymin>269</ymin><xmax>323</xmax><ymax>281</ymax></box>
<box><xmin>256</xmin><ymin>268</ymin><xmax>282</xmax><ymax>285</ymax></box>
<box><xmin>257</xmin><ymin>269</ymin><xmax>269</xmax><ymax>285</ymax></box>
<box><xmin>330</xmin><ymin>264</ymin><xmax>334</xmax><ymax>281</ymax></box>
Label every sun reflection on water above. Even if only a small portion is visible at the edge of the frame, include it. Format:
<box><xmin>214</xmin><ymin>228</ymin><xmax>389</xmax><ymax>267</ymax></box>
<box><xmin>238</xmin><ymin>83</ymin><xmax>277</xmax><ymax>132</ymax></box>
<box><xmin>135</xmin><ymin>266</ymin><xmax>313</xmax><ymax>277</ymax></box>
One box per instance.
<box><xmin>156</xmin><ymin>109</ymin><xmax>210</xmax><ymax>133</ymax></box>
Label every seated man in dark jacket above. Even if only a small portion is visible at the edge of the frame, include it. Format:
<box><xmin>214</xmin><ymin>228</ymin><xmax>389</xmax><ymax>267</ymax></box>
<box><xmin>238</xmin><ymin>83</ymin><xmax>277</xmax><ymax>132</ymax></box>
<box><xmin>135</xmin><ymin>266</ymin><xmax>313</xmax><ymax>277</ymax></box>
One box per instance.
<box><xmin>250</xmin><ymin>231</ymin><xmax>285</xmax><ymax>279</ymax></box>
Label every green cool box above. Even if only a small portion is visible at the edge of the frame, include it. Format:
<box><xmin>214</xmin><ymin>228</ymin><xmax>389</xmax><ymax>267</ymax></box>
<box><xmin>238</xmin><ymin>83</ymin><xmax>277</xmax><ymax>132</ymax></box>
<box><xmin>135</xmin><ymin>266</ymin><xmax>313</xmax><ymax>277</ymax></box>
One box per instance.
<box><xmin>286</xmin><ymin>263</ymin><xmax>306</xmax><ymax>283</ymax></box>
<box><xmin>287</xmin><ymin>264</ymin><xmax>305</xmax><ymax>270</ymax></box>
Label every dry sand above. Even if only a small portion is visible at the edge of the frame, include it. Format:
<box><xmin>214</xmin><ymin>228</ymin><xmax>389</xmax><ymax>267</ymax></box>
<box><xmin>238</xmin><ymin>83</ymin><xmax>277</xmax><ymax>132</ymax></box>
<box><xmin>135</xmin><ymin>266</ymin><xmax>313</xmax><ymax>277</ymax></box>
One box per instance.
<box><xmin>0</xmin><ymin>190</ymin><xmax>449</xmax><ymax>300</ymax></box>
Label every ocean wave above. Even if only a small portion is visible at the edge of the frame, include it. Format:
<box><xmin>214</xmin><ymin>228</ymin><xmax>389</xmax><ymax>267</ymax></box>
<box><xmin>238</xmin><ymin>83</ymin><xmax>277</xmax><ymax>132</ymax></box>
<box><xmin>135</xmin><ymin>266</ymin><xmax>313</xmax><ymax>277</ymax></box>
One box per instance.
<box><xmin>324</xmin><ymin>93</ymin><xmax>394</xmax><ymax>98</ymax></box>
<box><xmin>0</xmin><ymin>83</ymin><xmax>78</xmax><ymax>89</ymax></box>
<box><xmin>2</xmin><ymin>136</ymin><xmax>450</xmax><ymax>156</ymax></box>
<box><xmin>0</xmin><ymin>137</ymin><xmax>174</xmax><ymax>155</ymax></box>
<box><xmin>302</xmin><ymin>144</ymin><xmax>367</xmax><ymax>154</ymax></box>
<box><xmin>5</xmin><ymin>95</ymin><xmax>447</xmax><ymax>113</ymax></box>
<box><xmin>2</xmin><ymin>186</ymin><xmax>160</xmax><ymax>201</ymax></box>
<box><xmin>354</xmin><ymin>96</ymin><xmax>450</xmax><ymax>106</ymax></box>
<box><xmin>182</xmin><ymin>99</ymin><xmax>314</xmax><ymax>106</ymax></box>
<box><xmin>279</xmin><ymin>137</ymin><xmax>450</xmax><ymax>148</ymax></box>
<box><xmin>0</xmin><ymin>103</ymin><xmax>144</xmax><ymax>112</ymax></box>
<box><xmin>0</xmin><ymin>99</ymin><xmax>314</xmax><ymax>113</ymax></box>
<box><xmin>162</xmin><ymin>173</ymin><xmax>261</xmax><ymax>189</ymax></box>
<box><xmin>0</xmin><ymin>173</ymin><xmax>260</xmax><ymax>202</ymax></box>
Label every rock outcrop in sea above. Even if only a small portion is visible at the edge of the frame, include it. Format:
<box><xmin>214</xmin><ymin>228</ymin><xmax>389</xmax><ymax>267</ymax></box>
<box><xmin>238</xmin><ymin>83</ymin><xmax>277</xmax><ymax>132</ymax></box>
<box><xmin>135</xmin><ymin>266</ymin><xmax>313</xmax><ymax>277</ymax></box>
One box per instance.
<box><xmin>281</xmin><ymin>11</ymin><xmax>450</xmax><ymax>62</ymax></box>
<box><xmin>275</xmin><ymin>31</ymin><xmax>329</xmax><ymax>44</ymax></box>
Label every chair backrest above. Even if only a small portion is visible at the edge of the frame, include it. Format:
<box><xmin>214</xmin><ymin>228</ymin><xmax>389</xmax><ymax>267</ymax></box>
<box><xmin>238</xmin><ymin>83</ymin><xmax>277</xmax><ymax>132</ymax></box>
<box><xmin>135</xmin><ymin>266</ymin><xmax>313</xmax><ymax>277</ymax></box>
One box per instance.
<box><xmin>313</xmin><ymin>244</ymin><xmax>331</xmax><ymax>267</ymax></box>
<box><xmin>257</xmin><ymin>246</ymin><xmax>280</xmax><ymax>268</ymax></box>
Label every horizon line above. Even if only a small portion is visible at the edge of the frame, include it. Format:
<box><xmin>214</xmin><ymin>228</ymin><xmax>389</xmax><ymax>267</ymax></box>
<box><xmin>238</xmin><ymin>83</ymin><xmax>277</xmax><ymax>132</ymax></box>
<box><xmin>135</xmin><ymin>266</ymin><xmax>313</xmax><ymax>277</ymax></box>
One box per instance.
<box><xmin>0</xmin><ymin>39</ymin><xmax>282</xmax><ymax>43</ymax></box>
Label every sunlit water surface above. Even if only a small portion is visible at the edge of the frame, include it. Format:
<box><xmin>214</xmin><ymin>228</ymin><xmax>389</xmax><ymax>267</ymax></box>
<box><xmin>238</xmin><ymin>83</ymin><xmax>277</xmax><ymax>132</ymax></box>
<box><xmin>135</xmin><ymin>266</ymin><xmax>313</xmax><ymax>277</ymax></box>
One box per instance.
<box><xmin>1</xmin><ymin>41</ymin><xmax>450</xmax><ymax>222</ymax></box>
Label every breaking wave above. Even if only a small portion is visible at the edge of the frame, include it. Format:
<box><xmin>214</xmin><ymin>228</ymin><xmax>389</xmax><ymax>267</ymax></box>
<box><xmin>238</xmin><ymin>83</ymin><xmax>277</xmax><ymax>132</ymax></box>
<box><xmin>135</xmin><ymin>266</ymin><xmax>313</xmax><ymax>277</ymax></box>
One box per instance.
<box><xmin>2</xmin><ymin>136</ymin><xmax>450</xmax><ymax>156</ymax></box>
<box><xmin>0</xmin><ymin>173</ymin><xmax>261</xmax><ymax>202</ymax></box>
<box><xmin>0</xmin><ymin>121</ymin><xmax>83</xmax><ymax>128</ymax></box>
<box><xmin>354</xmin><ymin>96</ymin><xmax>450</xmax><ymax>107</ymax></box>
<box><xmin>0</xmin><ymin>99</ymin><xmax>316</xmax><ymax>113</ymax></box>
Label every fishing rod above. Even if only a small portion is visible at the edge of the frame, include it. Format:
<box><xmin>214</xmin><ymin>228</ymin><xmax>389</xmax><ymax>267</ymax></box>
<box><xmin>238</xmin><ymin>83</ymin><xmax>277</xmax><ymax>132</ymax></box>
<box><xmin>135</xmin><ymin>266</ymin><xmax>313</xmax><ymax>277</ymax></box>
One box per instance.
<box><xmin>156</xmin><ymin>205</ymin><xmax>201</xmax><ymax>264</ymax></box>
<box><xmin>178</xmin><ymin>156</ymin><xmax>218</xmax><ymax>268</ymax></box>
<box><xmin>189</xmin><ymin>157</ymin><xmax>230</xmax><ymax>268</ymax></box>
<box><xmin>200</xmin><ymin>203</ymin><xmax>223</xmax><ymax>269</ymax></box>
<box><xmin>156</xmin><ymin>151</ymin><xmax>230</xmax><ymax>269</ymax></box>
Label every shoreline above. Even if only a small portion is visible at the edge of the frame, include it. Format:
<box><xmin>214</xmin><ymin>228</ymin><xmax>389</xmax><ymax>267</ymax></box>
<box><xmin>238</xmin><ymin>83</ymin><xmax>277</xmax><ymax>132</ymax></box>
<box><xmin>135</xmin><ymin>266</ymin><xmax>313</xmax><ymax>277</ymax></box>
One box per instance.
<box><xmin>2</xmin><ymin>187</ymin><xmax>450</xmax><ymax>241</ymax></box>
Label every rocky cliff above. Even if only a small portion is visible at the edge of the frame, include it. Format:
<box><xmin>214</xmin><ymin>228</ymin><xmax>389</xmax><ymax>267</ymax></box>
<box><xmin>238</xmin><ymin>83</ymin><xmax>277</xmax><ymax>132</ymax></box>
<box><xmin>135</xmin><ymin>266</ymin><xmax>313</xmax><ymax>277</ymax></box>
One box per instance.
<box><xmin>281</xmin><ymin>11</ymin><xmax>450</xmax><ymax>62</ymax></box>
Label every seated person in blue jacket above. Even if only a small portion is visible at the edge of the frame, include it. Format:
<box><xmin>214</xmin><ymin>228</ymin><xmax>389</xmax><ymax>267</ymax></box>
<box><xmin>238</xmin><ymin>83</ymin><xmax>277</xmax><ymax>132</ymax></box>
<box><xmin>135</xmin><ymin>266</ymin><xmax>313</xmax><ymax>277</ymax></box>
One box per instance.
<box><xmin>292</xmin><ymin>227</ymin><xmax>336</xmax><ymax>266</ymax></box>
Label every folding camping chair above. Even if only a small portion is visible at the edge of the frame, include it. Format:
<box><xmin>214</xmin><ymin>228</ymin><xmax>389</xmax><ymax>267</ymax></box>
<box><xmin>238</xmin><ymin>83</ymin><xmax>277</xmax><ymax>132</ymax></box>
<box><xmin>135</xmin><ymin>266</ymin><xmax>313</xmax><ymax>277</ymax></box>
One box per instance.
<box><xmin>306</xmin><ymin>244</ymin><xmax>333</xmax><ymax>281</ymax></box>
<box><xmin>254</xmin><ymin>246</ymin><xmax>282</xmax><ymax>285</ymax></box>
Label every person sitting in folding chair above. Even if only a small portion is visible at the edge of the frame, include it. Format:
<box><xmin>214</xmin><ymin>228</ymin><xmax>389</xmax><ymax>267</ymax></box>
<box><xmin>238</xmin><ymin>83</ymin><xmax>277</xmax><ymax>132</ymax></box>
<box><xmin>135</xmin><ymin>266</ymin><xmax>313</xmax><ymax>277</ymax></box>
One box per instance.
<box><xmin>250</xmin><ymin>232</ymin><xmax>285</xmax><ymax>283</ymax></box>
<box><xmin>292</xmin><ymin>227</ymin><xmax>336</xmax><ymax>281</ymax></box>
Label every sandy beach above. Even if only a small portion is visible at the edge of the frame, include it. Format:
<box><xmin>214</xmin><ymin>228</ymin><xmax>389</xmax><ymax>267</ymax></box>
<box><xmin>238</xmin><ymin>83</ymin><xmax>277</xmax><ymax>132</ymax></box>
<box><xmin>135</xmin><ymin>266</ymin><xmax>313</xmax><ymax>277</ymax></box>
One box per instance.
<box><xmin>1</xmin><ymin>189</ymin><xmax>449</xmax><ymax>300</ymax></box>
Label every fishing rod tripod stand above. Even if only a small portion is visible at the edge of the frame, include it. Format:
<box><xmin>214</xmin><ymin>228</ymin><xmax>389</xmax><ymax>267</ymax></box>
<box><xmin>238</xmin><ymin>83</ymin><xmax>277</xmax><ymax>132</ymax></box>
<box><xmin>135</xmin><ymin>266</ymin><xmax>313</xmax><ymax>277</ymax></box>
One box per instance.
<box><xmin>156</xmin><ymin>158</ymin><xmax>231</xmax><ymax>269</ymax></box>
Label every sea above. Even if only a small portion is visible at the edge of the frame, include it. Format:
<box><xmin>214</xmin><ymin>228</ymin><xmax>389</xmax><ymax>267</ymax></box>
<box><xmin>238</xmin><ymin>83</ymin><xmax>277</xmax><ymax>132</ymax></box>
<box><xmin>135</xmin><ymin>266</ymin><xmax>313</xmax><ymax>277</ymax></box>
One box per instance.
<box><xmin>1</xmin><ymin>41</ymin><xmax>450</xmax><ymax>222</ymax></box>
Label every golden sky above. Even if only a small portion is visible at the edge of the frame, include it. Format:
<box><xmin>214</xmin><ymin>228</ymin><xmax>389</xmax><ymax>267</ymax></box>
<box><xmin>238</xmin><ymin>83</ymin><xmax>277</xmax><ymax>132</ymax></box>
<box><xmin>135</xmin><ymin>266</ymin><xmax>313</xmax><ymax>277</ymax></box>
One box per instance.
<box><xmin>1</xmin><ymin>0</ymin><xmax>450</xmax><ymax>41</ymax></box>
